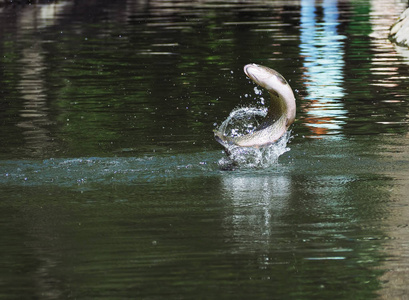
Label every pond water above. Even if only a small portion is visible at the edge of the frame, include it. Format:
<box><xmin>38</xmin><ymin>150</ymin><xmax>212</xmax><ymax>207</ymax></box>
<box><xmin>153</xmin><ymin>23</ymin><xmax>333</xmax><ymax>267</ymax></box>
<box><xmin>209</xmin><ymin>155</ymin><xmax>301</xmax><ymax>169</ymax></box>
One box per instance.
<box><xmin>1</xmin><ymin>0</ymin><xmax>409</xmax><ymax>298</ymax></box>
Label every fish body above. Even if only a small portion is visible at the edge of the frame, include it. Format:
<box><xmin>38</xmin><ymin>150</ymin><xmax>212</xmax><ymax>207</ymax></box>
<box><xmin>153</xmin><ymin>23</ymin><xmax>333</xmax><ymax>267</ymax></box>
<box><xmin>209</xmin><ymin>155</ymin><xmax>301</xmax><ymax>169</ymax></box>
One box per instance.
<box><xmin>215</xmin><ymin>64</ymin><xmax>296</xmax><ymax>148</ymax></box>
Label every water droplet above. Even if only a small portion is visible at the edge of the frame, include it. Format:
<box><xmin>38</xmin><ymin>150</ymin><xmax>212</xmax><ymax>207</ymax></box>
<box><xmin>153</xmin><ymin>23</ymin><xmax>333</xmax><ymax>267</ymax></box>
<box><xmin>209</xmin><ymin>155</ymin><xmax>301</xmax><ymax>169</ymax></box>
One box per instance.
<box><xmin>254</xmin><ymin>86</ymin><xmax>262</xmax><ymax>95</ymax></box>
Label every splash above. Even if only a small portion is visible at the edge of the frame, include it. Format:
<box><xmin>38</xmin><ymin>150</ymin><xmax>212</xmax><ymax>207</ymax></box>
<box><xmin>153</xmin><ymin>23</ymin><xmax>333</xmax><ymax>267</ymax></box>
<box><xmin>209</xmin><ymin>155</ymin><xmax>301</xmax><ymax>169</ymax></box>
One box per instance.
<box><xmin>216</xmin><ymin>107</ymin><xmax>291</xmax><ymax>169</ymax></box>
<box><xmin>0</xmin><ymin>153</ymin><xmax>221</xmax><ymax>188</ymax></box>
<box><xmin>217</xmin><ymin>106</ymin><xmax>267</xmax><ymax>138</ymax></box>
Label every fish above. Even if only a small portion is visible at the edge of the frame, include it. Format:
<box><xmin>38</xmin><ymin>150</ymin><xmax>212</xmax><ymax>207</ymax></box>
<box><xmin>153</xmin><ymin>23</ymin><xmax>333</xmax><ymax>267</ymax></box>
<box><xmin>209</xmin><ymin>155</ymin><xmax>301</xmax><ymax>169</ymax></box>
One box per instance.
<box><xmin>214</xmin><ymin>63</ymin><xmax>296</xmax><ymax>148</ymax></box>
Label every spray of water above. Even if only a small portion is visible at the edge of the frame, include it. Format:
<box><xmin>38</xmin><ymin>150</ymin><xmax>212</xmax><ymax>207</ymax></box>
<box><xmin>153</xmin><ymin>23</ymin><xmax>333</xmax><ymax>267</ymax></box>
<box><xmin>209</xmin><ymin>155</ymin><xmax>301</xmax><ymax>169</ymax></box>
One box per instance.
<box><xmin>216</xmin><ymin>106</ymin><xmax>291</xmax><ymax>169</ymax></box>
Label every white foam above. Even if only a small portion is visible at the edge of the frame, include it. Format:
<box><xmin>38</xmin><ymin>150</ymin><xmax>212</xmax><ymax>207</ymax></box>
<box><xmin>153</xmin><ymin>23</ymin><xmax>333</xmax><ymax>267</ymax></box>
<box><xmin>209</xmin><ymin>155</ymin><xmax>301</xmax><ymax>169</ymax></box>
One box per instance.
<box><xmin>218</xmin><ymin>131</ymin><xmax>291</xmax><ymax>169</ymax></box>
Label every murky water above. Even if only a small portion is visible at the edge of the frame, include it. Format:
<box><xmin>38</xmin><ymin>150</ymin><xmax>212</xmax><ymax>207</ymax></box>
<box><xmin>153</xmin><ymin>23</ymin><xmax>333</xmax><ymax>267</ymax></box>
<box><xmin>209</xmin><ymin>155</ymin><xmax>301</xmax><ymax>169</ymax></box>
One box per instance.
<box><xmin>1</xmin><ymin>0</ymin><xmax>409</xmax><ymax>298</ymax></box>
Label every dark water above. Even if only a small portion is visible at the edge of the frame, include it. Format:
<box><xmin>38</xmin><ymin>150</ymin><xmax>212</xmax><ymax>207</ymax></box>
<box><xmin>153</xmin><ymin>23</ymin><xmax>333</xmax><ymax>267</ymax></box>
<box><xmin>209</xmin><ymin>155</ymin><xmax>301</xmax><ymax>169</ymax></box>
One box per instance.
<box><xmin>1</xmin><ymin>0</ymin><xmax>409</xmax><ymax>298</ymax></box>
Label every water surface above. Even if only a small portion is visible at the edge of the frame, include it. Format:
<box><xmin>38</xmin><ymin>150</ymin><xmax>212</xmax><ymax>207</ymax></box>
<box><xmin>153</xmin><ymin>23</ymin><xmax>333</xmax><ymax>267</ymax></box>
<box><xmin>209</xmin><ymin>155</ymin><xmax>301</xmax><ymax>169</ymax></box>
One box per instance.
<box><xmin>1</xmin><ymin>0</ymin><xmax>409</xmax><ymax>299</ymax></box>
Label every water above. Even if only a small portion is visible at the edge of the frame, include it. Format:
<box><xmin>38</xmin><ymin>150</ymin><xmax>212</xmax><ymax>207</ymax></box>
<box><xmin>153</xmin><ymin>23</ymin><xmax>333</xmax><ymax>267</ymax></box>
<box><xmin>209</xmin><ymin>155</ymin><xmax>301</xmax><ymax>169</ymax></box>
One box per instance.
<box><xmin>217</xmin><ymin>106</ymin><xmax>268</xmax><ymax>139</ymax></box>
<box><xmin>214</xmin><ymin>106</ymin><xmax>291</xmax><ymax>169</ymax></box>
<box><xmin>1</xmin><ymin>0</ymin><xmax>409</xmax><ymax>298</ymax></box>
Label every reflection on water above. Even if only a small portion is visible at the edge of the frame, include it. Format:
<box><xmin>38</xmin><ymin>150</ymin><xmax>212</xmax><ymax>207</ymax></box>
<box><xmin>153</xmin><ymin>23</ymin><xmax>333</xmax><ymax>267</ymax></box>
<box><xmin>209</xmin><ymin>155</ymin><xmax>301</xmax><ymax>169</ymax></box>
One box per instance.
<box><xmin>300</xmin><ymin>0</ymin><xmax>347</xmax><ymax>138</ymax></box>
<box><xmin>17</xmin><ymin>39</ymin><xmax>53</xmax><ymax>156</ymax></box>
<box><xmin>369</xmin><ymin>2</ymin><xmax>409</xmax><ymax>293</ymax></box>
<box><xmin>1</xmin><ymin>0</ymin><xmax>409</xmax><ymax>299</ymax></box>
<box><xmin>11</xmin><ymin>2</ymin><xmax>73</xmax><ymax>156</ymax></box>
<box><xmin>377</xmin><ymin>133</ymin><xmax>409</xmax><ymax>299</ymax></box>
<box><xmin>369</xmin><ymin>0</ymin><xmax>407</xmax><ymax>89</ymax></box>
<box><xmin>221</xmin><ymin>172</ymin><xmax>291</xmax><ymax>253</ymax></box>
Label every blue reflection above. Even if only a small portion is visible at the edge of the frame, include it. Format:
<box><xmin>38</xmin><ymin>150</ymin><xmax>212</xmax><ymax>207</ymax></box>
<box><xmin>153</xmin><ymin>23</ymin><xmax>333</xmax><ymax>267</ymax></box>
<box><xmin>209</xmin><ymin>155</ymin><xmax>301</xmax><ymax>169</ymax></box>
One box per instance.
<box><xmin>300</xmin><ymin>0</ymin><xmax>347</xmax><ymax>138</ymax></box>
